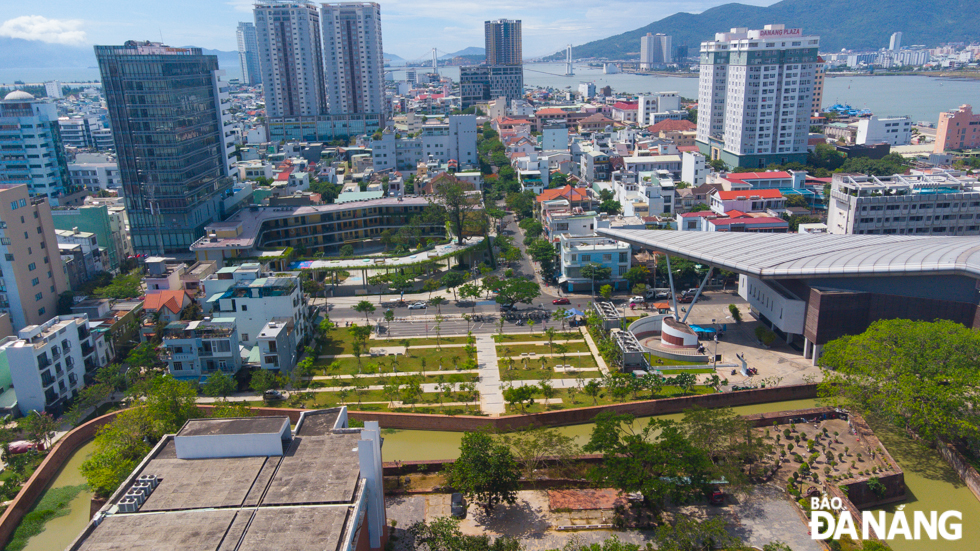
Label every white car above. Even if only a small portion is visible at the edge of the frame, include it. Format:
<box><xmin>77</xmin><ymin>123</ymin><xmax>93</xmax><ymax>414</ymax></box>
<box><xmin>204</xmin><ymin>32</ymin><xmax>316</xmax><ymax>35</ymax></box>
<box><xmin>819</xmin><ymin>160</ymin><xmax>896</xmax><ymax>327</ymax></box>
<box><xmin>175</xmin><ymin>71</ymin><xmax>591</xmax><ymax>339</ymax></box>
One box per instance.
<box><xmin>408</xmin><ymin>301</ymin><xmax>427</xmax><ymax>310</ymax></box>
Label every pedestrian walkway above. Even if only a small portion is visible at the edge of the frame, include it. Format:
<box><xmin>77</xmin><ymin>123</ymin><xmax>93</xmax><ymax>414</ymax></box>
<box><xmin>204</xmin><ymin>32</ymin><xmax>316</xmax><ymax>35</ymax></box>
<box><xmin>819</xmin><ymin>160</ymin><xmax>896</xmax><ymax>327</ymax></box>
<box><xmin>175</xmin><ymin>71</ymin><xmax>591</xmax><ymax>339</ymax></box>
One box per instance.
<box><xmin>579</xmin><ymin>327</ymin><xmax>610</xmax><ymax>375</ymax></box>
<box><xmin>474</xmin><ymin>334</ymin><xmax>505</xmax><ymax>415</ymax></box>
<box><xmin>307</xmin><ymin>370</ymin><xmax>480</xmax><ymax>381</ymax></box>
<box><xmin>502</xmin><ymin>352</ymin><xmax>592</xmax><ymax>360</ymax></box>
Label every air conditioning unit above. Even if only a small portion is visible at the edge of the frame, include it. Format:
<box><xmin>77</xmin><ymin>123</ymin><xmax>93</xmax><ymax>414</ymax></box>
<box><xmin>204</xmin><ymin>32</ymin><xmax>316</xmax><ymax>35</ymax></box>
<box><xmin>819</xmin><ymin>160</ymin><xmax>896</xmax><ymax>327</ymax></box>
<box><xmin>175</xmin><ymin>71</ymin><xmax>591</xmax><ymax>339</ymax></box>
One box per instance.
<box><xmin>137</xmin><ymin>474</ymin><xmax>159</xmax><ymax>489</ymax></box>
<box><xmin>125</xmin><ymin>490</ymin><xmax>146</xmax><ymax>507</ymax></box>
<box><xmin>117</xmin><ymin>497</ymin><xmax>138</xmax><ymax>513</ymax></box>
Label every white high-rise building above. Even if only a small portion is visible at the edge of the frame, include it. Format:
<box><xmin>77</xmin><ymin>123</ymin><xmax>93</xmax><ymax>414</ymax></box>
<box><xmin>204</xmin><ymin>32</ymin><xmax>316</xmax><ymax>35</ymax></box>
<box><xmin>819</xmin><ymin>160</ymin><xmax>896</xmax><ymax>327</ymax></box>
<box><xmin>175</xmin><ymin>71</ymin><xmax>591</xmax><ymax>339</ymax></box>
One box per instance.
<box><xmin>44</xmin><ymin>81</ymin><xmax>63</xmax><ymax>99</ymax></box>
<box><xmin>639</xmin><ymin>33</ymin><xmax>672</xmax><ymax>69</ymax></box>
<box><xmin>695</xmin><ymin>24</ymin><xmax>819</xmax><ymax>169</ymax></box>
<box><xmin>253</xmin><ymin>0</ymin><xmax>328</xmax><ymax>118</ymax></box>
<box><xmin>889</xmin><ymin>31</ymin><xmax>902</xmax><ymax>51</ymax></box>
<box><xmin>236</xmin><ymin>22</ymin><xmax>262</xmax><ymax>86</ymax></box>
<box><xmin>320</xmin><ymin>2</ymin><xmax>385</xmax><ymax>117</ymax></box>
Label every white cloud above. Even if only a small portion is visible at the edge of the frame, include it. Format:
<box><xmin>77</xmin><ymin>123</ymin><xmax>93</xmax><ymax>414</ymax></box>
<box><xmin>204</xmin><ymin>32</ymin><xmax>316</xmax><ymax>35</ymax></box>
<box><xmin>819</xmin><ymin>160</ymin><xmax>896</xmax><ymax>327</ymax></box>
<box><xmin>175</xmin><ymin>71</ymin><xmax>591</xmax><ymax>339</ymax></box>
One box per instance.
<box><xmin>0</xmin><ymin>15</ymin><xmax>87</xmax><ymax>45</ymax></box>
<box><xmin>226</xmin><ymin>0</ymin><xmax>256</xmax><ymax>14</ymax></box>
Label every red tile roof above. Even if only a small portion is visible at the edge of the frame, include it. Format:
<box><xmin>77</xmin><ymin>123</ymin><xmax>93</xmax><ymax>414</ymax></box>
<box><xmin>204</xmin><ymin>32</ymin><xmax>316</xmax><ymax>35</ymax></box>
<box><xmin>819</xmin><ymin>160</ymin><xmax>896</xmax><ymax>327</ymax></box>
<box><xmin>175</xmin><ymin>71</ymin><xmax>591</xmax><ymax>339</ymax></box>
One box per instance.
<box><xmin>679</xmin><ymin>211</ymin><xmax>718</xmax><ymax>218</ymax></box>
<box><xmin>536</xmin><ymin>185</ymin><xmax>590</xmax><ymax>203</ymax></box>
<box><xmin>648</xmin><ymin>119</ymin><xmax>696</xmax><ymax>133</ymax></box>
<box><xmin>714</xmin><ymin>189</ymin><xmax>785</xmax><ymax>200</ymax></box>
<box><xmin>612</xmin><ymin>102</ymin><xmax>638</xmax><ymax>110</ymax></box>
<box><xmin>677</xmin><ymin>145</ymin><xmax>701</xmax><ymax>152</ymax></box>
<box><xmin>535</xmin><ymin>108</ymin><xmax>569</xmax><ymax>116</ymax></box>
<box><xmin>143</xmin><ymin>290</ymin><xmax>190</xmax><ymax>315</ymax></box>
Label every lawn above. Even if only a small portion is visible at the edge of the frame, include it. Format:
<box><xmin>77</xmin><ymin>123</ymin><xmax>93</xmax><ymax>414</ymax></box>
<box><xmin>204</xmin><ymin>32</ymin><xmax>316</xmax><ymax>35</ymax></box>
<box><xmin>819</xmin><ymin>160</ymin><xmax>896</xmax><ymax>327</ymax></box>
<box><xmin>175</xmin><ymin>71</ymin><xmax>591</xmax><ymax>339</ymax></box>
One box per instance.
<box><xmin>493</xmin><ymin>332</ymin><xmax>582</xmax><ymax>343</ymax></box>
<box><xmin>501</xmin><ymin>354</ymin><xmax>597</xmax><ymax>370</ymax></box>
<box><xmin>658</xmin><ymin>368</ymin><xmax>716</xmax><ymax>375</ymax></box>
<box><xmin>376</xmin><ymin>336</ymin><xmax>473</xmax><ymax>346</ymax></box>
<box><xmin>498</xmin><ymin>342</ymin><xmax>592</xmax><ymax>355</ymax></box>
<box><xmin>308</xmin><ymin>372</ymin><xmax>478</xmax><ymax>388</ymax></box>
<box><xmin>646</xmin><ymin>355</ymin><xmax>708</xmax><ymax>367</ymax></box>
<box><xmin>315</xmin><ymin>347</ymin><xmax>476</xmax><ymax>375</ymax></box>
<box><xmin>503</xmin><ymin>385</ymin><xmax>715</xmax><ymax>414</ymax></box>
<box><xmin>319</xmin><ymin>327</ymin><xmax>472</xmax><ymax>355</ymax></box>
<box><xmin>257</xmin><ymin>387</ymin><xmax>481</xmax><ymax>412</ymax></box>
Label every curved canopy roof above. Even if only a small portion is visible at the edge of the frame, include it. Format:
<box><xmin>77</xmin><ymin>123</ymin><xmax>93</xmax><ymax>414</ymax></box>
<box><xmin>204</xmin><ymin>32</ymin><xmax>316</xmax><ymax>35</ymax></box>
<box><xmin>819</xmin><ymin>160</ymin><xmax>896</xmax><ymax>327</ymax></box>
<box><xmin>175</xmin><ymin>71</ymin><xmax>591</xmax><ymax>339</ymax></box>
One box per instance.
<box><xmin>597</xmin><ymin>229</ymin><xmax>980</xmax><ymax>280</ymax></box>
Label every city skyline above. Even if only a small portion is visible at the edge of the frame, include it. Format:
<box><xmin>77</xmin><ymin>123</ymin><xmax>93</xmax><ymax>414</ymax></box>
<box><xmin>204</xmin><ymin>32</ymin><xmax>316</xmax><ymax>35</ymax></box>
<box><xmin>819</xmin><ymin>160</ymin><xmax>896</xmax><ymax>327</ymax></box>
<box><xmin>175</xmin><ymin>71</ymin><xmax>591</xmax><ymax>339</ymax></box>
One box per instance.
<box><xmin>0</xmin><ymin>0</ymin><xmax>778</xmax><ymax>60</ymax></box>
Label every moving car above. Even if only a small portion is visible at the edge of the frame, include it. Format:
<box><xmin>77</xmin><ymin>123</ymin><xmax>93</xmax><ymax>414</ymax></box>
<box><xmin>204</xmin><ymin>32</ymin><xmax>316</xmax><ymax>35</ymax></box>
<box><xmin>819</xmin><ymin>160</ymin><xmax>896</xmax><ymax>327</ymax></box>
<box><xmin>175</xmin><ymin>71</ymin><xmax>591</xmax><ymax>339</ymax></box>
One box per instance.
<box><xmin>552</xmin><ymin>297</ymin><xmax>570</xmax><ymax>305</ymax></box>
<box><xmin>408</xmin><ymin>301</ymin><xmax>427</xmax><ymax>310</ymax></box>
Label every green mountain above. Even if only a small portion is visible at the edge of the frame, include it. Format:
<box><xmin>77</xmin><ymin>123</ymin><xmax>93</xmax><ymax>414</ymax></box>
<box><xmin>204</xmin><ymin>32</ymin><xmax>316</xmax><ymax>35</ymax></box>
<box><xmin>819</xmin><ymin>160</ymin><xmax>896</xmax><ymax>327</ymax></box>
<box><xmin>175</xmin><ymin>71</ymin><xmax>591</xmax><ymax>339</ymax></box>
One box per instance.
<box><xmin>546</xmin><ymin>0</ymin><xmax>980</xmax><ymax>60</ymax></box>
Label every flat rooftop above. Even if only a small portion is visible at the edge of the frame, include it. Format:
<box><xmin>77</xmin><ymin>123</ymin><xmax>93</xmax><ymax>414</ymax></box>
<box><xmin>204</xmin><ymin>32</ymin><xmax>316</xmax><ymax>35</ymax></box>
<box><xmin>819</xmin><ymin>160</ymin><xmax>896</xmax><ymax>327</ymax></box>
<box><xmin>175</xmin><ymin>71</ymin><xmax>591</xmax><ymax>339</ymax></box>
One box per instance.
<box><xmin>178</xmin><ymin>416</ymin><xmax>288</xmax><ymax>437</ymax></box>
<box><xmin>70</xmin><ymin>408</ymin><xmax>361</xmax><ymax>551</ymax></box>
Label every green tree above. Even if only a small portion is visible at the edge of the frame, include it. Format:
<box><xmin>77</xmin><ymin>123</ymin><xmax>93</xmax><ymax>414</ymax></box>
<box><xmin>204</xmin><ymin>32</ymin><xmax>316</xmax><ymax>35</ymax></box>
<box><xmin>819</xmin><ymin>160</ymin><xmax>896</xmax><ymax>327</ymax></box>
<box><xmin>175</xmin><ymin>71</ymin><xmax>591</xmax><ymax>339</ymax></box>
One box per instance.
<box><xmin>679</xmin><ymin>406</ymin><xmax>768</xmax><ymax>493</ymax></box>
<box><xmin>202</xmin><ymin>371</ymin><xmax>237</xmax><ymax>398</ymax></box>
<box><xmin>95</xmin><ymin>269</ymin><xmax>143</xmax><ymax>299</ymax></box>
<box><xmin>249</xmin><ymin>369</ymin><xmax>280</xmax><ymax>393</ymax></box>
<box><xmin>144</xmin><ymin>376</ymin><xmax>199</xmax><ymax>437</ymax></box>
<box><xmin>81</xmin><ymin>408</ymin><xmax>154</xmax><ymax>497</ymax></box>
<box><xmin>353</xmin><ymin>299</ymin><xmax>377</xmax><ymax>324</ymax></box>
<box><xmin>408</xmin><ymin>517</ymin><xmax>522</xmax><ymax>551</ymax></box>
<box><xmin>689</xmin><ymin>203</ymin><xmax>711</xmax><ymax>212</ymax></box>
<box><xmin>449</xmin><ymin>431</ymin><xmax>521</xmax><ymax>515</ymax></box>
<box><xmin>494</xmin><ymin>278</ymin><xmax>541</xmax><ymax>307</ymax></box>
<box><xmin>584</xmin><ymin>379</ymin><xmax>602</xmax><ymax>405</ymax></box>
<box><xmin>339</xmin><ymin>244</ymin><xmax>355</xmax><ymax>257</ymax></box>
<box><xmin>430</xmin><ymin>177</ymin><xmax>480</xmax><ymax>244</ymax></box>
<box><xmin>503</xmin><ymin>385</ymin><xmax>536</xmax><ymax>413</ymax></box>
<box><xmin>527</xmin><ymin>239</ymin><xmax>557</xmax><ymax>274</ymax></box>
<box><xmin>654</xmin><ymin>515</ymin><xmax>739</xmax><ymax>551</ymax></box>
<box><xmin>674</xmin><ymin>372</ymin><xmax>697</xmax><ymax>395</ymax></box>
<box><xmin>580</xmin><ymin>263</ymin><xmax>612</xmax><ymax>298</ymax></box>
<box><xmin>583</xmin><ymin>413</ymin><xmax>714</xmax><ymax>511</ymax></box>
<box><xmin>429</xmin><ymin>295</ymin><xmax>446</xmax><ymax>314</ymax></box>
<box><xmin>623</xmin><ymin>266</ymin><xmax>650</xmax><ymax>289</ymax></box>
<box><xmin>383</xmin><ymin>309</ymin><xmax>395</xmax><ymax>331</ymax></box>
<box><xmin>598</xmin><ymin>199</ymin><xmax>622</xmax><ymax>215</ymax></box>
<box><xmin>496</xmin><ymin>427</ymin><xmax>581</xmax><ymax>479</ymax></box>
<box><xmin>819</xmin><ymin>319</ymin><xmax>980</xmax><ymax>448</ymax></box>
<box><xmin>24</xmin><ymin>411</ymin><xmax>56</xmax><ymax>449</ymax></box>
<box><xmin>441</xmin><ymin>271</ymin><xmax>468</xmax><ymax>301</ymax></box>
<box><xmin>599</xmin><ymin>284</ymin><xmax>613</xmax><ymax>301</ymax></box>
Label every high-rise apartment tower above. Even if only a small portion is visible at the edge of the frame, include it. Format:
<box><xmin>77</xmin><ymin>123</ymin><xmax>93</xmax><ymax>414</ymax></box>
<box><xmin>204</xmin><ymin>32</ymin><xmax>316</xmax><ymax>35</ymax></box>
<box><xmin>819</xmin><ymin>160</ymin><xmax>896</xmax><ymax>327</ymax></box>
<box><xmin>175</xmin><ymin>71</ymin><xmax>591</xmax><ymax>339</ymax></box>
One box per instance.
<box><xmin>236</xmin><ymin>22</ymin><xmax>262</xmax><ymax>86</ymax></box>
<box><xmin>321</xmin><ymin>3</ymin><xmax>385</xmax><ymax>116</ymax></box>
<box><xmin>253</xmin><ymin>0</ymin><xmax>328</xmax><ymax>118</ymax></box>
<box><xmin>696</xmin><ymin>25</ymin><xmax>819</xmax><ymax>168</ymax></box>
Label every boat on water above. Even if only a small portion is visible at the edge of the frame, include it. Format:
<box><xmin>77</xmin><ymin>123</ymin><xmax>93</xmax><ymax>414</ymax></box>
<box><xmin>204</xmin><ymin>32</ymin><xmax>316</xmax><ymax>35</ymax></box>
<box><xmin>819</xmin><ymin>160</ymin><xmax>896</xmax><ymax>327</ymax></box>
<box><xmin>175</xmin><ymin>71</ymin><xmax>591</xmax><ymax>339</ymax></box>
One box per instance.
<box><xmin>827</xmin><ymin>103</ymin><xmax>873</xmax><ymax>117</ymax></box>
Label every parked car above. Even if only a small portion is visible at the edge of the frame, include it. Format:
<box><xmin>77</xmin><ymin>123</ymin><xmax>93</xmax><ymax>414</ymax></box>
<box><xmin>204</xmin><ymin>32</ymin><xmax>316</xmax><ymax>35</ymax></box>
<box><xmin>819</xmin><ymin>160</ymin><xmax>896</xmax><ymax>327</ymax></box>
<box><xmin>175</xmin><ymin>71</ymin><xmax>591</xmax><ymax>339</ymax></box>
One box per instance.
<box><xmin>552</xmin><ymin>297</ymin><xmax>570</xmax><ymax>305</ymax></box>
<box><xmin>678</xmin><ymin>295</ymin><xmax>694</xmax><ymax>303</ymax></box>
<box><xmin>451</xmin><ymin>492</ymin><xmax>467</xmax><ymax>518</ymax></box>
<box><xmin>408</xmin><ymin>301</ymin><xmax>427</xmax><ymax>310</ymax></box>
<box><xmin>629</xmin><ymin>296</ymin><xmax>645</xmax><ymax>304</ymax></box>
<box><xmin>7</xmin><ymin>441</ymin><xmax>43</xmax><ymax>455</ymax></box>
<box><xmin>709</xmin><ymin>490</ymin><xmax>726</xmax><ymax>506</ymax></box>
<box><xmin>655</xmin><ymin>292</ymin><xmax>670</xmax><ymax>299</ymax></box>
<box><xmin>263</xmin><ymin>390</ymin><xmax>285</xmax><ymax>401</ymax></box>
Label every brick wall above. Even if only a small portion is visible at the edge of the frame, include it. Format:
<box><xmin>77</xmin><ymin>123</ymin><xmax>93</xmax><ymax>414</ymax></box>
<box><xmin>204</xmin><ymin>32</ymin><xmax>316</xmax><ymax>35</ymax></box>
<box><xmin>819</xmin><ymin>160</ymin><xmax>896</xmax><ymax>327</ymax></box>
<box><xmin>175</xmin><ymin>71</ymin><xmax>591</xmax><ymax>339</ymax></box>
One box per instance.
<box><xmin>0</xmin><ymin>409</ymin><xmax>123</xmax><ymax>550</ymax></box>
<box><xmin>935</xmin><ymin>440</ymin><xmax>980</xmax><ymax>503</ymax></box>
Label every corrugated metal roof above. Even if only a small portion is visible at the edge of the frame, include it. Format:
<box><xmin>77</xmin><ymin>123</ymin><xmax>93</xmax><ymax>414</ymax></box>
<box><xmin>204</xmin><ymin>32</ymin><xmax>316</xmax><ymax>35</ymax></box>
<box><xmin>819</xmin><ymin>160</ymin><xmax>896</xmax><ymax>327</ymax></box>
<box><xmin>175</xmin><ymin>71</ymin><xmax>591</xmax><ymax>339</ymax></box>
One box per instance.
<box><xmin>597</xmin><ymin>229</ymin><xmax>980</xmax><ymax>280</ymax></box>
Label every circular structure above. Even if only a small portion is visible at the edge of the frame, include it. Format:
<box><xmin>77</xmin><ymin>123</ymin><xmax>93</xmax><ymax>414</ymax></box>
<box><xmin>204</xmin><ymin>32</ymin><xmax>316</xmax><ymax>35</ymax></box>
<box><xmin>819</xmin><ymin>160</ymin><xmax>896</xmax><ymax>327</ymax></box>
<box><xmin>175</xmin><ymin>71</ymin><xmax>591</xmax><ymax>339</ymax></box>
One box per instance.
<box><xmin>661</xmin><ymin>317</ymin><xmax>699</xmax><ymax>348</ymax></box>
<box><xmin>3</xmin><ymin>90</ymin><xmax>35</xmax><ymax>101</ymax></box>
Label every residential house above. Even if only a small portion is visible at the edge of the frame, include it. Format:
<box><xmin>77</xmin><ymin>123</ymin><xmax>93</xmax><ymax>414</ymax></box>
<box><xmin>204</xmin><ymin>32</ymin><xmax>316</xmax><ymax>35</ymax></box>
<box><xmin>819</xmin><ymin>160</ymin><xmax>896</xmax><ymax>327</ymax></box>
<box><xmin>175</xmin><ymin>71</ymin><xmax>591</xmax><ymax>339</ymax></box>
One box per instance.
<box><xmin>558</xmin><ymin>234</ymin><xmax>632</xmax><ymax>293</ymax></box>
<box><xmin>160</xmin><ymin>318</ymin><xmax>241</xmax><ymax>379</ymax></box>
<box><xmin>144</xmin><ymin>290</ymin><xmax>194</xmax><ymax>323</ymax></box>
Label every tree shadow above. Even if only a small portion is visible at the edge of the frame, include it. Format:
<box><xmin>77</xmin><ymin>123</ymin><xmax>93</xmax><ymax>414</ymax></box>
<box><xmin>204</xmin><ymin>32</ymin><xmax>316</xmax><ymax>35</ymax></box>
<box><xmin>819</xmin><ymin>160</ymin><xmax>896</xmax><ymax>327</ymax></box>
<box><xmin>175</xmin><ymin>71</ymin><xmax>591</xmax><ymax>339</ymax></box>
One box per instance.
<box><xmin>470</xmin><ymin>499</ymin><xmax>551</xmax><ymax>541</ymax></box>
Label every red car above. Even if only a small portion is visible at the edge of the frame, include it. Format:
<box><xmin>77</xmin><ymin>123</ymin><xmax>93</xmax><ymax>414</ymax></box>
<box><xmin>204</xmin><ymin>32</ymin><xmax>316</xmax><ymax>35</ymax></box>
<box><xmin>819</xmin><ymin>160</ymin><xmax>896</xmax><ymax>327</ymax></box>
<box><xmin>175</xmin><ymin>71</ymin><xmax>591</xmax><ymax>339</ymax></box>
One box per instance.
<box><xmin>709</xmin><ymin>491</ymin><xmax>726</xmax><ymax>506</ymax></box>
<box><xmin>552</xmin><ymin>298</ymin><xmax>570</xmax><ymax>305</ymax></box>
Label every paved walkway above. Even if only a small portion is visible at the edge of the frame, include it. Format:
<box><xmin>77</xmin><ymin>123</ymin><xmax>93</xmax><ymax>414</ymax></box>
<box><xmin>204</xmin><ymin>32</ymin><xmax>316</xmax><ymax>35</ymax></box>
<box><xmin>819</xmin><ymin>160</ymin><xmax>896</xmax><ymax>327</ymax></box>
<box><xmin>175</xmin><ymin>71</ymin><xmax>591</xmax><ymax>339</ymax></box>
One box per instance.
<box><xmin>503</xmin><ymin>352</ymin><xmax>592</xmax><ymax>360</ymax></box>
<box><xmin>474</xmin><ymin>334</ymin><xmax>505</xmax><ymax>415</ymax></box>
<box><xmin>579</xmin><ymin>327</ymin><xmax>610</xmax><ymax>375</ymax></box>
<box><xmin>307</xmin><ymin>370</ymin><xmax>480</xmax><ymax>381</ymax></box>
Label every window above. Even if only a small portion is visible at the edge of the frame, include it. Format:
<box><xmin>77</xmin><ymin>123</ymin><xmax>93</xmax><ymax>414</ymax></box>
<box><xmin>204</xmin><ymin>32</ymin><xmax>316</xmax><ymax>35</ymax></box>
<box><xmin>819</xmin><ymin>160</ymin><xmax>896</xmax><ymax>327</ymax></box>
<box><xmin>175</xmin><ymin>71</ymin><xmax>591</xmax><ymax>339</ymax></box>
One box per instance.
<box><xmin>241</xmin><ymin>304</ymin><xmax>247</xmax><ymax>311</ymax></box>
<box><xmin>3</xmin><ymin>254</ymin><xmax>11</xmax><ymax>261</ymax></box>
<box><xmin>38</xmin><ymin>307</ymin><xmax>45</xmax><ymax>316</ymax></box>
<box><xmin>35</xmin><ymin>292</ymin><xmax>43</xmax><ymax>301</ymax></box>
<box><xmin>28</xmin><ymin>263</ymin><xmax>36</xmax><ymax>271</ymax></box>
<box><xmin>241</xmin><ymin>334</ymin><xmax>249</xmax><ymax>342</ymax></box>
<box><xmin>32</xmin><ymin>278</ymin><xmax>39</xmax><ymax>286</ymax></box>
<box><xmin>173</xmin><ymin>361</ymin><xmax>183</xmax><ymax>371</ymax></box>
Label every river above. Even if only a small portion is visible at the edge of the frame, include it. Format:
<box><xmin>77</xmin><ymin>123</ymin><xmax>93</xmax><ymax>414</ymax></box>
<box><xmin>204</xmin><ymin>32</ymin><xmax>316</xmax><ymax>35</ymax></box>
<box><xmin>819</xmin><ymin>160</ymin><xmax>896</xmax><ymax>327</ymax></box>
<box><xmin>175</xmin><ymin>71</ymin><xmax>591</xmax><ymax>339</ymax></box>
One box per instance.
<box><xmin>23</xmin><ymin>399</ymin><xmax>980</xmax><ymax>551</ymax></box>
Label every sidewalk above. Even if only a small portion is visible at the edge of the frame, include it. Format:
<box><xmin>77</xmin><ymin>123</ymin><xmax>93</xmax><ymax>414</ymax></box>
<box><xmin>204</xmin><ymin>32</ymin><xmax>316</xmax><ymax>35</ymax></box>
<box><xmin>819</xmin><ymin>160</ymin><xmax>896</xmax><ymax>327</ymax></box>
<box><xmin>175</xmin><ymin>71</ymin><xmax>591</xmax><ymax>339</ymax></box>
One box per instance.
<box><xmin>579</xmin><ymin>327</ymin><xmax>610</xmax><ymax>375</ymax></box>
<box><xmin>474</xmin><ymin>334</ymin><xmax>505</xmax><ymax>415</ymax></box>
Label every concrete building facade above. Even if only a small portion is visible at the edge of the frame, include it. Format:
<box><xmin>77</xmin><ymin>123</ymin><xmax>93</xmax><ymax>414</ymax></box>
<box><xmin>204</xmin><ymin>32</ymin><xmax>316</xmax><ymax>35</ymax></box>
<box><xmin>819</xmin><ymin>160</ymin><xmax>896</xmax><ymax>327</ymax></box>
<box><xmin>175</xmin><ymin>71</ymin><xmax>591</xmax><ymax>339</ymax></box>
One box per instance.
<box><xmin>934</xmin><ymin>104</ymin><xmax>980</xmax><ymax>153</ymax></box>
<box><xmin>253</xmin><ymin>0</ymin><xmax>327</xmax><ymax>118</ymax></box>
<box><xmin>696</xmin><ymin>25</ymin><xmax>819</xmax><ymax>168</ymax></box>
<box><xmin>161</xmin><ymin>317</ymin><xmax>242</xmax><ymax>379</ymax></box>
<box><xmin>0</xmin><ymin>185</ymin><xmax>70</xmax><ymax>330</ymax></box>
<box><xmin>827</xmin><ymin>170</ymin><xmax>980</xmax><ymax>236</ymax></box>
<box><xmin>321</xmin><ymin>3</ymin><xmax>385</xmax><ymax>118</ymax></box>
<box><xmin>856</xmin><ymin>115</ymin><xmax>912</xmax><ymax>146</ymax></box>
<box><xmin>0</xmin><ymin>314</ymin><xmax>108</xmax><ymax>414</ymax></box>
<box><xmin>0</xmin><ymin>92</ymin><xmax>71</xmax><ymax>204</ymax></box>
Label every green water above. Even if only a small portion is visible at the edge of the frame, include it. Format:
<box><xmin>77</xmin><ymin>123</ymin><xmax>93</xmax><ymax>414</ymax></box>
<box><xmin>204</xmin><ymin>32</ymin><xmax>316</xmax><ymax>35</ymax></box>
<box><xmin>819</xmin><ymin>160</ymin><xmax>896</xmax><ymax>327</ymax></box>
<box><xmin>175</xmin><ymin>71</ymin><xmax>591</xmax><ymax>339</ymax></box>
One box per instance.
<box><xmin>379</xmin><ymin>398</ymin><xmax>823</xmax><ymax>461</ymax></box>
<box><xmin>28</xmin><ymin>398</ymin><xmax>980</xmax><ymax>551</ymax></box>
<box><xmin>19</xmin><ymin>439</ymin><xmax>95</xmax><ymax>551</ymax></box>
<box><xmin>866</xmin><ymin>421</ymin><xmax>980</xmax><ymax>551</ymax></box>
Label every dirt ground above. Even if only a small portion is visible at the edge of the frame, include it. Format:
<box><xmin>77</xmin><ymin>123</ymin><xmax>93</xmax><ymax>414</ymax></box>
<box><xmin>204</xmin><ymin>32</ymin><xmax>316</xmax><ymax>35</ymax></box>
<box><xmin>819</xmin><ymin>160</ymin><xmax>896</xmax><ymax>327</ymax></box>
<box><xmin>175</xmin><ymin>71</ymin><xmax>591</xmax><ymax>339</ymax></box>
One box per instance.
<box><xmin>758</xmin><ymin>418</ymin><xmax>893</xmax><ymax>491</ymax></box>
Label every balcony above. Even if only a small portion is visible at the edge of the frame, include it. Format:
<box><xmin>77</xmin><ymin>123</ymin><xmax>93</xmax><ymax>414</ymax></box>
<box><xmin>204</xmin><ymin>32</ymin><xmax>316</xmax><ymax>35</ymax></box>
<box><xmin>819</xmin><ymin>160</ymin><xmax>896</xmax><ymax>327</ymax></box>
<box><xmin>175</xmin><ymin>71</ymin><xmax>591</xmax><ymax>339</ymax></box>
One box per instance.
<box><xmin>37</xmin><ymin>355</ymin><xmax>51</xmax><ymax>369</ymax></box>
<box><xmin>81</xmin><ymin>343</ymin><xmax>94</xmax><ymax>357</ymax></box>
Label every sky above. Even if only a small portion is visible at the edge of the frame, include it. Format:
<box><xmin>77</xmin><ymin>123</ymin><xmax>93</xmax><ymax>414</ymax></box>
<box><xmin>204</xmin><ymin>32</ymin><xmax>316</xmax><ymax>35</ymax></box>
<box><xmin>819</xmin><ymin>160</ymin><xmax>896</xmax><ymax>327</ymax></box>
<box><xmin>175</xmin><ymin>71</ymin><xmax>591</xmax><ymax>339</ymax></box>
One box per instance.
<box><xmin>0</xmin><ymin>0</ymin><xmax>775</xmax><ymax>60</ymax></box>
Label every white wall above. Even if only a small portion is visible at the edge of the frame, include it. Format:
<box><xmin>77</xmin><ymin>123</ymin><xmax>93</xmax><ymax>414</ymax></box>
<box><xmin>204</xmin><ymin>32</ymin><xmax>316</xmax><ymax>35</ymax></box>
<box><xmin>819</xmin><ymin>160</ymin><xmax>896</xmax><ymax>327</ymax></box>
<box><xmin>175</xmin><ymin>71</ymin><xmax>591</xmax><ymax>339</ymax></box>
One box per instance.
<box><xmin>738</xmin><ymin>275</ymin><xmax>806</xmax><ymax>335</ymax></box>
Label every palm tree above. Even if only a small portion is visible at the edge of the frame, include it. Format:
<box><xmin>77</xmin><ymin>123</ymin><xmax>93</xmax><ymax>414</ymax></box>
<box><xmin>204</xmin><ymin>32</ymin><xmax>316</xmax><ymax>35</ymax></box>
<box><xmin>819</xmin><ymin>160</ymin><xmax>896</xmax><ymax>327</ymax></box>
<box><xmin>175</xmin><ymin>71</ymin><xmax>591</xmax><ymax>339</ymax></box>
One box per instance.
<box><xmin>554</xmin><ymin>307</ymin><xmax>568</xmax><ymax>332</ymax></box>
<box><xmin>545</xmin><ymin>327</ymin><xmax>557</xmax><ymax>355</ymax></box>
<box><xmin>539</xmin><ymin>356</ymin><xmax>548</xmax><ymax>373</ymax></box>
